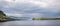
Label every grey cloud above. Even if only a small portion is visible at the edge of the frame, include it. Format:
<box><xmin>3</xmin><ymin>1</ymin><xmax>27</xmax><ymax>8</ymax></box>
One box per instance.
<box><xmin>0</xmin><ymin>0</ymin><xmax>60</xmax><ymax>17</ymax></box>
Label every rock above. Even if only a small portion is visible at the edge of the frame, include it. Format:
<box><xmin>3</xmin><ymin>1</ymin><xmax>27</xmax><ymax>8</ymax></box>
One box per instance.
<box><xmin>0</xmin><ymin>10</ymin><xmax>6</xmax><ymax>16</ymax></box>
<box><xmin>0</xmin><ymin>10</ymin><xmax>20</xmax><ymax>22</ymax></box>
<box><xmin>0</xmin><ymin>10</ymin><xmax>7</xmax><ymax>22</ymax></box>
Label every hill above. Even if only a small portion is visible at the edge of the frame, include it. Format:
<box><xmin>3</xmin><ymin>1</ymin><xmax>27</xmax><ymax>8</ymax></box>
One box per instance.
<box><xmin>0</xmin><ymin>10</ymin><xmax>16</xmax><ymax>22</ymax></box>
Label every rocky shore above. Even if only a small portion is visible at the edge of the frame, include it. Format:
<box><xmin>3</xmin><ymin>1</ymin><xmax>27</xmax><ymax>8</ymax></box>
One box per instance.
<box><xmin>0</xmin><ymin>18</ymin><xmax>16</xmax><ymax>22</ymax></box>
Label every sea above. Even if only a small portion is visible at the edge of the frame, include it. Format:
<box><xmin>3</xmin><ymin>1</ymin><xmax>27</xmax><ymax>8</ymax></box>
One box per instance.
<box><xmin>0</xmin><ymin>17</ymin><xmax>60</xmax><ymax>26</ymax></box>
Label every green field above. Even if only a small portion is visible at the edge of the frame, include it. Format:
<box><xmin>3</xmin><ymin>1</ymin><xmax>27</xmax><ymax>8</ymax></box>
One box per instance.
<box><xmin>32</xmin><ymin>18</ymin><xmax>60</xmax><ymax>20</ymax></box>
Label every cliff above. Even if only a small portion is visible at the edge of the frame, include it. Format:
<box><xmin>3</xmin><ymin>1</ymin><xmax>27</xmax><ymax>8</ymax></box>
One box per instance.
<box><xmin>0</xmin><ymin>10</ymin><xmax>15</xmax><ymax>22</ymax></box>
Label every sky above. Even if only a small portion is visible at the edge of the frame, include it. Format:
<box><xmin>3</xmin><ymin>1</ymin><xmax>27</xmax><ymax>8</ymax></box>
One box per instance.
<box><xmin>0</xmin><ymin>0</ymin><xmax>60</xmax><ymax>18</ymax></box>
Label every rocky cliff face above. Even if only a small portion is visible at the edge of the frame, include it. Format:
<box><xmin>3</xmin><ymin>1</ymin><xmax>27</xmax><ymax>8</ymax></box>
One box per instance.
<box><xmin>0</xmin><ymin>10</ymin><xmax>7</xmax><ymax>22</ymax></box>
<box><xmin>0</xmin><ymin>10</ymin><xmax>17</xmax><ymax>22</ymax></box>
<box><xmin>0</xmin><ymin>10</ymin><xmax>6</xmax><ymax>16</ymax></box>
<box><xmin>0</xmin><ymin>10</ymin><xmax>6</xmax><ymax>18</ymax></box>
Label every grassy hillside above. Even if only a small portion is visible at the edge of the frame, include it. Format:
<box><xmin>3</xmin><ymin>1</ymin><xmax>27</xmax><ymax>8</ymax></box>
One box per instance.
<box><xmin>0</xmin><ymin>10</ymin><xmax>7</xmax><ymax>21</ymax></box>
<box><xmin>0</xmin><ymin>10</ymin><xmax>15</xmax><ymax>22</ymax></box>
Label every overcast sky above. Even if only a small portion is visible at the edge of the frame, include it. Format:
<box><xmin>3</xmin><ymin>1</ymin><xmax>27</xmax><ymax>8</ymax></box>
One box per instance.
<box><xmin>0</xmin><ymin>0</ymin><xmax>60</xmax><ymax>17</ymax></box>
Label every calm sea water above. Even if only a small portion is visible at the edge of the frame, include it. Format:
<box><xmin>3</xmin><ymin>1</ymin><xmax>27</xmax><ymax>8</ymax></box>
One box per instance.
<box><xmin>0</xmin><ymin>20</ymin><xmax>60</xmax><ymax>26</ymax></box>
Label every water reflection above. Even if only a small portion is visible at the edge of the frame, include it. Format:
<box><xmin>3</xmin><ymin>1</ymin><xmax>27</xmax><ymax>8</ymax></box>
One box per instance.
<box><xmin>0</xmin><ymin>20</ymin><xmax>60</xmax><ymax>26</ymax></box>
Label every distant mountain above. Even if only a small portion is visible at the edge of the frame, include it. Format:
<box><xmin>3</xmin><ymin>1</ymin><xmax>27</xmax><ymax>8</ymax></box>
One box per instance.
<box><xmin>7</xmin><ymin>16</ymin><xmax>31</xmax><ymax>20</ymax></box>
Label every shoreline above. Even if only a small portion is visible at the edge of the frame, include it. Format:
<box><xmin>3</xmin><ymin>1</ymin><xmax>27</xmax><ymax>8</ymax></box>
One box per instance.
<box><xmin>0</xmin><ymin>18</ymin><xmax>17</xmax><ymax>22</ymax></box>
<box><xmin>32</xmin><ymin>18</ymin><xmax>60</xmax><ymax>20</ymax></box>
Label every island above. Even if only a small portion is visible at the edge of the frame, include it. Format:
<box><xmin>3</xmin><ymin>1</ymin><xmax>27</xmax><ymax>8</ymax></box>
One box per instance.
<box><xmin>32</xmin><ymin>18</ymin><xmax>60</xmax><ymax>20</ymax></box>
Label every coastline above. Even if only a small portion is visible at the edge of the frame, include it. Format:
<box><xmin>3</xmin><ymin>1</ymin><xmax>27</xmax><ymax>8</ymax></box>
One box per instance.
<box><xmin>32</xmin><ymin>18</ymin><xmax>60</xmax><ymax>20</ymax></box>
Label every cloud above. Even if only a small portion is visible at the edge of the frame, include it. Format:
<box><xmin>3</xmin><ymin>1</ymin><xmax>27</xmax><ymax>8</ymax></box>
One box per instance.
<box><xmin>5</xmin><ymin>13</ymin><xmax>43</xmax><ymax>18</ymax></box>
<box><xmin>0</xmin><ymin>0</ymin><xmax>60</xmax><ymax>17</ymax></box>
<box><xmin>1</xmin><ymin>0</ymin><xmax>60</xmax><ymax>7</ymax></box>
<box><xmin>6</xmin><ymin>13</ymin><xmax>23</xmax><ymax>17</ymax></box>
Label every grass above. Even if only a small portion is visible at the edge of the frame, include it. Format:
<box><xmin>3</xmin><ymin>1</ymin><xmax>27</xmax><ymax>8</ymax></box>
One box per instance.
<box><xmin>32</xmin><ymin>18</ymin><xmax>60</xmax><ymax>20</ymax></box>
